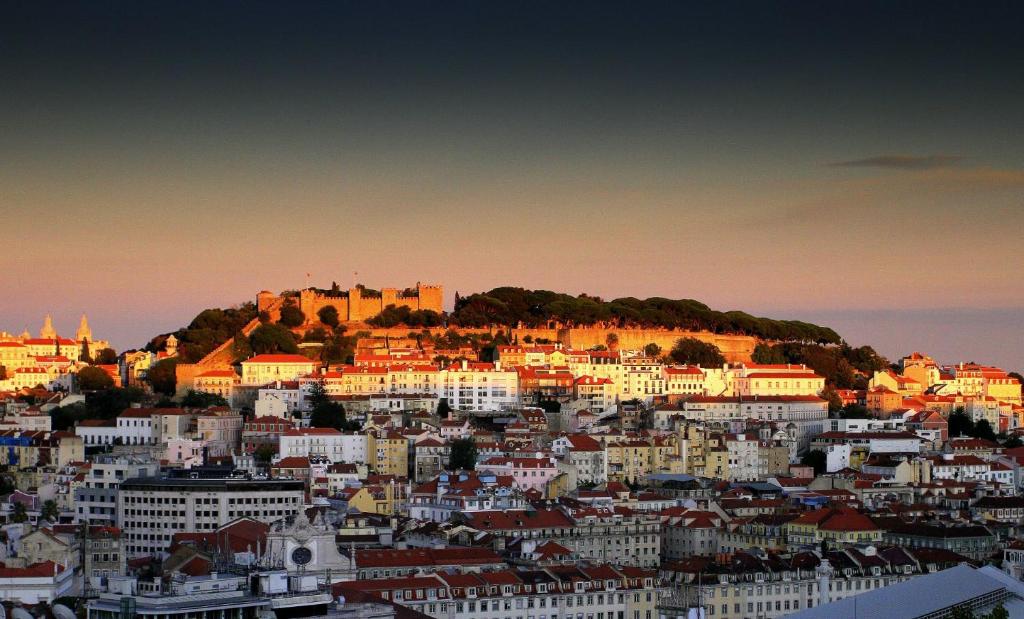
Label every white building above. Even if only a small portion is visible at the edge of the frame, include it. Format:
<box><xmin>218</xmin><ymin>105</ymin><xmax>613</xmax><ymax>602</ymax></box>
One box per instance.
<box><xmin>240</xmin><ymin>354</ymin><xmax>317</xmax><ymax>386</ymax></box>
<box><xmin>75</xmin><ymin>454</ymin><xmax>160</xmax><ymax>525</ymax></box>
<box><xmin>439</xmin><ymin>361</ymin><xmax>519</xmax><ymax>411</ymax></box>
<box><xmin>117</xmin><ymin>475</ymin><xmax>305</xmax><ymax>558</ymax></box>
<box><xmin>552</xmin><ymin>434</ymin><xmax>608</xmax><ymax>484</ymax></box>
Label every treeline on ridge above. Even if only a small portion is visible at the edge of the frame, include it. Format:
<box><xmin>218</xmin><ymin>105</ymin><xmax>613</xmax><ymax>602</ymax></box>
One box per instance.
<box><xmin>449</xmin><ymin>287</ymin><xmax>841</xmax><ymax>344</ymax></box>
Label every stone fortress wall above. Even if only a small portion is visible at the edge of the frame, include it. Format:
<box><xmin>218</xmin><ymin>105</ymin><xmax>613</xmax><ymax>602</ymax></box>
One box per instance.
<box><xmin>258</xmin><ymin>283</ymin><xmax>444</xmax><ymax>324</ymax></box>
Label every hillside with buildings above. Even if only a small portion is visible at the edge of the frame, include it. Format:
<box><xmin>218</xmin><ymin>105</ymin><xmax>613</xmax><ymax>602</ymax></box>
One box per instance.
<box><xmin>132</xmin><ymin>282</ymin><xmax>854</xmax><ymax>396</ymax></box>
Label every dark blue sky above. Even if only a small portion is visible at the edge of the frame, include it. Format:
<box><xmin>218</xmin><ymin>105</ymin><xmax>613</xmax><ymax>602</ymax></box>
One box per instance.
<box><xmin>2</xmin><ymin>1</ymin><xmax>1023</xmax><ymax>370</ymax></box>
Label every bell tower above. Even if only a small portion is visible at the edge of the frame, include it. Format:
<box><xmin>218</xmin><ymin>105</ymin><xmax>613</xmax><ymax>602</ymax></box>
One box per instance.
<box><xmin>40</xmin><ymin>314</ymin><xmax>57</xmax><ymax>339</ymax></box>
<box><xmin>76</xmin><ymin>314</ymin><xmax>93</xmax><ymax>343</ymax></box>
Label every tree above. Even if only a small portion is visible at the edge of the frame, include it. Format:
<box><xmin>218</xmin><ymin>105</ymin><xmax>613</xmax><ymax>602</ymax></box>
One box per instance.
<box><xmin>41</xmin><ymin>499</ymin><xmax>59</xmax><ymax>522</ymax></box>
<box><xmin>523</xmin><ymin>335</ymin><xmax>533</xmax><ymax>344</ymax></box>
<box><xmin>801</xmin><ymin>450</ymin><xmax>827</xmax><ymax>475</ymax></box>
<box><xmin>448</xmin><ymin>438</ymin><xmax>478</xmax><ymax>471</ymax></box>
<box><xmin>308</xmin><ymin>378</ymin><xmax>329</xmax><ymax>408</ymax></box>
<box><xmin>254</xmin><ymin>444</ymin><xmax>277</xmax><ymax>464</ymax></box>
<box><xmin>321</xmin><ymin>333</ymin><xmax>355</xmax><ymax>364</ymax></box>
<box><xmin>147</xmin><ymin>359</ymin><xmax>180</xmax><ymax>396</ymax></box>
<box><xmin>93</xmin><ymin>348</ymin><xmax>118</xmax><ymax>365</ymax></box>
<box><xmin>182</xmin><ymin>389</ymin><xmax>228</xmax><ymax>408</ymax></box>
<box><xmin>605</xmin><ymin>333</ymin><xmax>619</xmax><ymax>350</ymax></box>
<box><xmin>948</xmin><ymin>408</ymin><xmax>975</xmax><ymax>439</ymax></box>
<box><xmin>303</xmin><ymin>327</ymin><xmax>329</xmax><ymax>343</ymax></box>
<box><xmin>231</xmin><ymin>331</ymin><xmax>253</xmax><ymax>362</ymax></box>
<box><xmin>436</xmin><ymin>399</ymin><xmax>452</xmax><ymax>419</ymax></box>
<box><xmin>249</xmin><ymin>323</ymin><xmax>299</xmax><ymax>355</ymax></box>
<box><xmin>822</xmin><ymin>385</ymin><xmax>843</xmax><ymax>413</ymax></box>
<box><xmin>310</xmin><ymin>401</ymin><xmax>348</xmax><ymax>431</ymax></box>
<box><xmin>987</xmin><ymin>603</ymin><xmax>1009</xmax><ymax>619</ymax></box>
<box><xmin>669</xmin><ymin>338</ymin><xmax>726</xmax><ymax>366</ymax></box>
<box><xmin>77</xmin><ymin>366</ymin><xmax>114</xmax><ymax>391</ymax></box>
<box><xmin>145</xmin><ymin>303</ymin><xmax>257</xmax><ymax>363</ymax></box>
<box><xmin>949</xmin><ymin>605</ymin><xmax>975</xmax><ymax>619</ymax></box>
<box><xmin>974</xmin><ymin>419</ymin><xmax>997</xmax><ymax>442</ymax></box>
<box><xmin>11</xmin><ymin>502</ymin><xmax>27</xmax><ymax>523</ymax></box>
<box><xmin>841</xmin><ymin>404</ymin><xmax>871</xmax><ymax>419</ymax></box>
<box><xmin>1004</xmin><ymin>435</ymin><xmax>1023</xmax><ymax>449</ymax></box>
<box><xmin>80</xmin><ymin>340</ymin><xmax>92</xmax><ymax>364</ymax></box>
<box><xmin>752</xmin><ymin>343</ymin><xmax>786</xmax><ymax>364</ymax></box>
<box><xmin>279</xmin><ymin>303</ymin><xmax>306</xmax><ymax>328</ymax></box>
<box><xmin>643</xmin><ymin>343</ymin><xmax>661</xmax><ymax>358</ymax></box>
<box><xmin>318</xmin><ymin>305</ymin><xmax>340</xmax><ymax>328</ymax></box>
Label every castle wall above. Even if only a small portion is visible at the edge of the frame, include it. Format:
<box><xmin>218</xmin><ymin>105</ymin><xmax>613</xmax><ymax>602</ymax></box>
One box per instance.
<box><xmin>348</xmin><ymin>325</ymin><xmax>755</xmax><ymax>362</ymax></box>
<box><xmin>511</xmin><ymin>327</ymin><xmax>756</xmax><ymax>363</ymax></box>
<box><xmin>289</xmin><ymin>283</ymin><xmax>444</xmax><ymax>324</ymax></box>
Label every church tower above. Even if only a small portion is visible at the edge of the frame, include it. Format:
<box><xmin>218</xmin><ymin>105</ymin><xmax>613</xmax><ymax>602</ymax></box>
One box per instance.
<box><xmin>165</xmin><ymin>334</ymin><xmax>179</xmax><ymax>357</ymax></box>
<box><xmin>76</xmin><ymin>314</ymin><xmax>93</xmax><ymax>343</ymax></box>
<box><xmin>40</xmin><ymin>314</ymin><xmax>57</xmax><ymax>339</ymax></box>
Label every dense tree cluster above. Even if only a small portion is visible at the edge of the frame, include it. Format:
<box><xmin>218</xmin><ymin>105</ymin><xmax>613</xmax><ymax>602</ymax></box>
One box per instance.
<box><xmin>449</xmin><ymin>287</ymin><xmax>841</xmax><ymax>343</ymax></box>
<box><xmin>307</xmin><ymin>380</ymin><xmax>359</xmax><ymax>430</ymax></box>
<box><xmin>752</xmin><ymin>342</ymin><xmax>889</xmax><ymax>389</ymax></box>
<box><xmin>948</xmin><ymin>408</ymin><xmax>997</xmax><ymax>442</ymax></box>
<box><xmin>669</xmin><ymin>338</ymin><xmax>726</xmax><ymax>366</ymax></box>
<box><xmin>448</xmin><ymin>438</ymin><xmax>478</xmax><ymax>471</ymax></box>
<box><xmin>147</xmin><ymin>359</ymin><xmax>180</xmax><ymax>396</ymax></box>
<box><xmin>248</xmin><ymin>323</ymin><xmax>300</xmax><ymax>355</ymax></box>
<box><xmin>317</xmin><ymin>305</ymin><xmax>340</xmax><ymax>327</ymax></box>
<box><xmin>147</xmin><ymin>303</ymin><xmax>258</xmax><ymax>363</ymax></box>
<box><xmin>181</xmin><ymin>389</ymin><xmax>229</xmax><ymax>408</ymax></box>
<box><xmin>93</xmin><ymin>347</ymin><xmax>118</xmax><ymax>365</ymax></box>
<box><xmin>77</xmin><ymin>366</ymin><xmax>114</xmax><ymax>391</ymax></box>
<box><xmin>366</xmin><ymin>305</ymin><xmax>443</xmax><ymax>328</ymax></box>
<box><xmin>50</xmin><ymin>387</ymin><xmax>146</xmax><ymax>431</ymax></box>
<box><xmin>278</xmin><ymin>303</ymin><xmax>305</xmax><ymax>328</ymax></box>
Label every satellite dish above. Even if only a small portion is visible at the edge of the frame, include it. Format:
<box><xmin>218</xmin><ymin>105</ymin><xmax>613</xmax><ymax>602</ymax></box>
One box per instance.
<box><xmin>52</xmin><ymin>605</ymin><xmax>76</xmax><ymax>619</ymax></box>
<box><xmin>11</xmin><ymin>608</ymin><xmax>33</xmax><ymax>619</ymax></box>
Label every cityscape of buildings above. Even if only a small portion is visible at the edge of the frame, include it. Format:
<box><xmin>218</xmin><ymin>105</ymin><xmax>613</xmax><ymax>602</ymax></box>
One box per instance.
<box><xmin>5</xmin><ymin>2</ymin><xmax>1023</xmax><ymax>618</ymax></box>
<box><xmin>0</xmin><ymin>283</ymin><xmax>1022</xmax><ymax>619</ymax></box>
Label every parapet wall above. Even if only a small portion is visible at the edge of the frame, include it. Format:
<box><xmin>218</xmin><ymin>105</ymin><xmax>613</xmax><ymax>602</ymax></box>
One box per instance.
<box><xmin>284</xmin><ymin>283</ymin><xmax>444</xmax><ymax>323</ymax></box>
<box><xmin>350</xmin><ymin>325</ymin><xmax>756</xmax><ymax>362</ymax></box>
<box><xmin>513</xmin><ymin>327</ymin><xmax>756</xmax><ymax>362</ymax></box>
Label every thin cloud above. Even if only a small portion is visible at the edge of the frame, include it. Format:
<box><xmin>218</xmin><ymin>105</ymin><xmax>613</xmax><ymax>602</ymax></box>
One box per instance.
<box><xmin>830</xmin><ymin>154</ymin><xmax>963</xmax><ymax>170</ymax></box>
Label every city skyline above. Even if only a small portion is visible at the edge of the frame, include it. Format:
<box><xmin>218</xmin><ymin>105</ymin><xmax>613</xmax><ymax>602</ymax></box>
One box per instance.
<box><xmin>2</xmin><ymin>2</ymin><xmax>1022</xmax><ymax>368</ymax></box>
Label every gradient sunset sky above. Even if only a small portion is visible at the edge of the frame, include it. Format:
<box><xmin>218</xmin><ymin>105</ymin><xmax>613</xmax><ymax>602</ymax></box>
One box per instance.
<box><xmin>2</xmin><ymin>2</ymin><xmax>1022</xmax><ymax>370</ymax></box>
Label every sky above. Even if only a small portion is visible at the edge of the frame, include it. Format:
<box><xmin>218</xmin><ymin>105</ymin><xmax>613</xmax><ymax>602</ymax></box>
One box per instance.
<box><xmin>1</xmin><ymin>2</ymin><xmax>1022</xmax><ymax>371</ymax></box>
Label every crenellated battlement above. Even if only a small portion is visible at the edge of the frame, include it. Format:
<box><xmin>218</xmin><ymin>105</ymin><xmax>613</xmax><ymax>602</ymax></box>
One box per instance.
<box><xmin>257</xmin><ymin>282</ymin><xmax>443</xmax><ymax>324</ymax></box>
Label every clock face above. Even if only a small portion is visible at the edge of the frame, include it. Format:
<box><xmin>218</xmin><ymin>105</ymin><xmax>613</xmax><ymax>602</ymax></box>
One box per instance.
<box><xmin>291</xmin><ymin>546</ymin><xmax>312</xmax><ymax>566</ymax></box>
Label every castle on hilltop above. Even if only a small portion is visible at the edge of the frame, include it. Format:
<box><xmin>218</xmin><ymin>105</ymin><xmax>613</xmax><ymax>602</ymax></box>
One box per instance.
<box><xmin>257</xmin><ymin>282</ymin><xmax>443</xmax><ymax>324</ymax></box>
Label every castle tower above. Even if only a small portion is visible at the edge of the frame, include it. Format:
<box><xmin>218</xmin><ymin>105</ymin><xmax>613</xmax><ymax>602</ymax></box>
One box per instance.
<box><xmin>40</xmin><ymin>314</ymin><xmax>57</xmax><ymax>339</ymax></box>
<box><xmin>19</xmin><ymin>328</ymin><xmax>30</xmax><ymax>340</ymax></box>
<box><xmin>76</xmin><ymin>314</ymin><xmax>93</xmax><ymax>343</ymax></box>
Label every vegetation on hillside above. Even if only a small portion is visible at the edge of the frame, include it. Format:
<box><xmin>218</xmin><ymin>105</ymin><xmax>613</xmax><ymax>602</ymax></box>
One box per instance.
<box><xmin>146</xmin><ymin>303</ymin><xmax>258</xmax><ymax>363</ymax></box>
<box><xmin>752</xmin><ymin>342</ymin><xmax>889</xmax><ymax>389</ymax></box>
<box><xmin>367</xmin><ymin>305</ymin><xmax>443</xmax><ymax>328</ymax></box>
<box><xmin>449</xmin><ymin>287</ymin><xmax>841</xmax><ymax>343</ymax></box>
